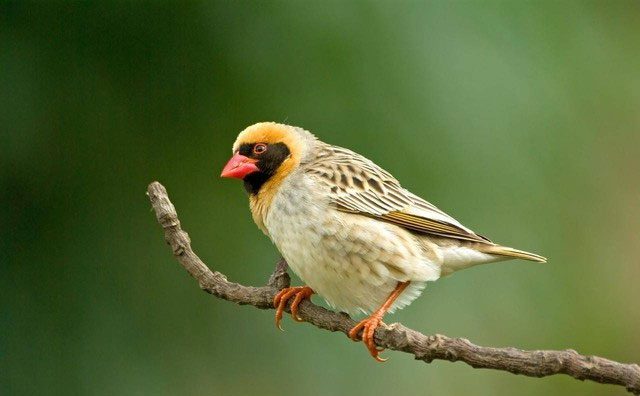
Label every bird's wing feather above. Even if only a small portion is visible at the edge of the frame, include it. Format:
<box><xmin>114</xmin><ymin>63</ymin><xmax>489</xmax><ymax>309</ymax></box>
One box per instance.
<box><xmin>305</xmin><ymin>145</ymin><xmax>492</xmax><ymax>244</ymax></box>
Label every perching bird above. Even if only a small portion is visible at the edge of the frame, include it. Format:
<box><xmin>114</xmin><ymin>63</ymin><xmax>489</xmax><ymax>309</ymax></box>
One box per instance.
<box><xmin>221</xmin><ymin>122</ymin><xmax>546</xmax><ymax>361</ymax></box>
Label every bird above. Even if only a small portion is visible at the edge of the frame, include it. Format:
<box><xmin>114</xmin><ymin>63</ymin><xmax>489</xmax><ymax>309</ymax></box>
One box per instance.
<box><xmin>220</xmin><ymin>122</ymin><xmax>546</xmax><ymax>361</ymax></box>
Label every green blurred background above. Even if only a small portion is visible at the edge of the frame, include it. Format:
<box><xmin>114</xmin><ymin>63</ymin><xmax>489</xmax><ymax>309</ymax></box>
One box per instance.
<box><xmin>2</xmin><ymin>1</ymin><xmax>639</xmax><ymax>395</ymax></box>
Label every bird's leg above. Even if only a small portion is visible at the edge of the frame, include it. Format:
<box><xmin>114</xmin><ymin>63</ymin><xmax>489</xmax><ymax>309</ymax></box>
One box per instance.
<box><xmin>273</xmin><ymin>286</ymin><xmax>314</xmax><ymax>330</ymax></box>
<box><xmin>348</xmin><ymin>281</ymin><xmax>410</xmax><ymax>362</ymax></box>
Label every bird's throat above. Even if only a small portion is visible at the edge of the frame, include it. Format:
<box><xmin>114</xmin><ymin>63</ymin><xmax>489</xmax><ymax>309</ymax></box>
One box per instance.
<box><xmin>243</xmin><ymin>172</ymin><xmax>271</xmax><ymax>195</ymax></box>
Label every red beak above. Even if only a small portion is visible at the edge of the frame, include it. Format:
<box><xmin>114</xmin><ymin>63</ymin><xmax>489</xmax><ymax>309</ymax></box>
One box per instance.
<box><xmin>220</xmin><ymin>153</ymin><xmax>259</xmax><ymax>179</ymax></box>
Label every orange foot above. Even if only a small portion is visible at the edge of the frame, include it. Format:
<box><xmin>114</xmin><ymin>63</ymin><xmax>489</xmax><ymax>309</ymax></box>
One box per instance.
<box><xmin>273</xmin><ymin>286</ymin><xmax>314</xmax><ymax>330</ymax></box>
<box><xmin>347</xmin><ymin>281</ymin><xmax>411</xmax><ymax>362</ymax></box>
<box><xmin>349</xmin><ymin>313</ymin><xmax>387</xmax><ymax>362</ymax></box>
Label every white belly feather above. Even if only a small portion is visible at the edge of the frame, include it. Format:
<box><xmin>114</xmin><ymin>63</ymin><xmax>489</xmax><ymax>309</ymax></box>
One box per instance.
<box><xmin>263</xmin><ymin>175</ymin><xmax>441</xmax><ymax>315</ymax></box>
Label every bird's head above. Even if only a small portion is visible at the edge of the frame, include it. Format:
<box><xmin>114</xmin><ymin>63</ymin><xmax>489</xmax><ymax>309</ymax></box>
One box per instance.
<box><xmin>221</xmin><ymin>122</ymin><xmax>316</xmax><ymax>194</ymax></box>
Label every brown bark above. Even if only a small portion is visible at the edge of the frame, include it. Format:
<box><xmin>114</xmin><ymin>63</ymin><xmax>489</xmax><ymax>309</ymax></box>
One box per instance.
<box><xmin>147</xmin><ymin>181</ymin><xmax>640</xmax><ymax>394</ymax></box>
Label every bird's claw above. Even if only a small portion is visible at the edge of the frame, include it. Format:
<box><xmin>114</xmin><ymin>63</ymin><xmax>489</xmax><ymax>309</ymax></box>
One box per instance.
<box><xmin>273</xmin><ymin>286</ymin><xmax>314</xmax><ymax>330</ymax></box>
<box><xmin>348</xmin><ymin>314</ymin><xmax>388</xmax><ymax>362</ymax></box>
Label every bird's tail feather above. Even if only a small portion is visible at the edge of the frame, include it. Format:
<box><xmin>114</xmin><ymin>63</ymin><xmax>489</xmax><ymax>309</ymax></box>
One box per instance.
<box><xmin>480</xmin><ymin>245</ymin><xmax>547</xmax><ymax>263</ymax></box>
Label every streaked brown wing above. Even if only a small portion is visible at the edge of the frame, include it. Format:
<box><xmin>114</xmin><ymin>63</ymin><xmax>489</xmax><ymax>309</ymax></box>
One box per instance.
<box><xmin>380</xmin><ymin>212</ymin><xmax>491</xmax><ymax>243</ymax></box>
<box><xmin>305</xmin><ymin>145</ymin><xmax>492</xmax><ymax>244</ymax></box>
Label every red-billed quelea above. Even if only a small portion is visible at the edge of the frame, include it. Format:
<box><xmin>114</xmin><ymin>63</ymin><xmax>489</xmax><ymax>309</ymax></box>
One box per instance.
<box><xmin>221</xmin><ymin>122</ymin><xmax>546</xmax><ymax>361</ymax></box>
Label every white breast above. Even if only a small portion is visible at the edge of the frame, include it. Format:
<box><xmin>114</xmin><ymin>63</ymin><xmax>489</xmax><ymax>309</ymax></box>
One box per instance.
<box><xmin>263</xmin><ymin>173</ymin><xmax>441</xmax><ymax>315</ymax></box>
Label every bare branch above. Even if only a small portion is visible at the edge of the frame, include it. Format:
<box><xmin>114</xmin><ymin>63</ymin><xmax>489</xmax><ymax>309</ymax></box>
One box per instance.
<box><xmin>147</xmin><ymin>181</ymin><xmax>640</xmax><ymax>394</ymax></box>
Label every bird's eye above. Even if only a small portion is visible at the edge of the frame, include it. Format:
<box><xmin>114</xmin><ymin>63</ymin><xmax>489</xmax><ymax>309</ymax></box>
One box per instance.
<box><xmin>253</xmin><ymin>143</ymin><xmax>267</xmax><ymax>155</ymax></box>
